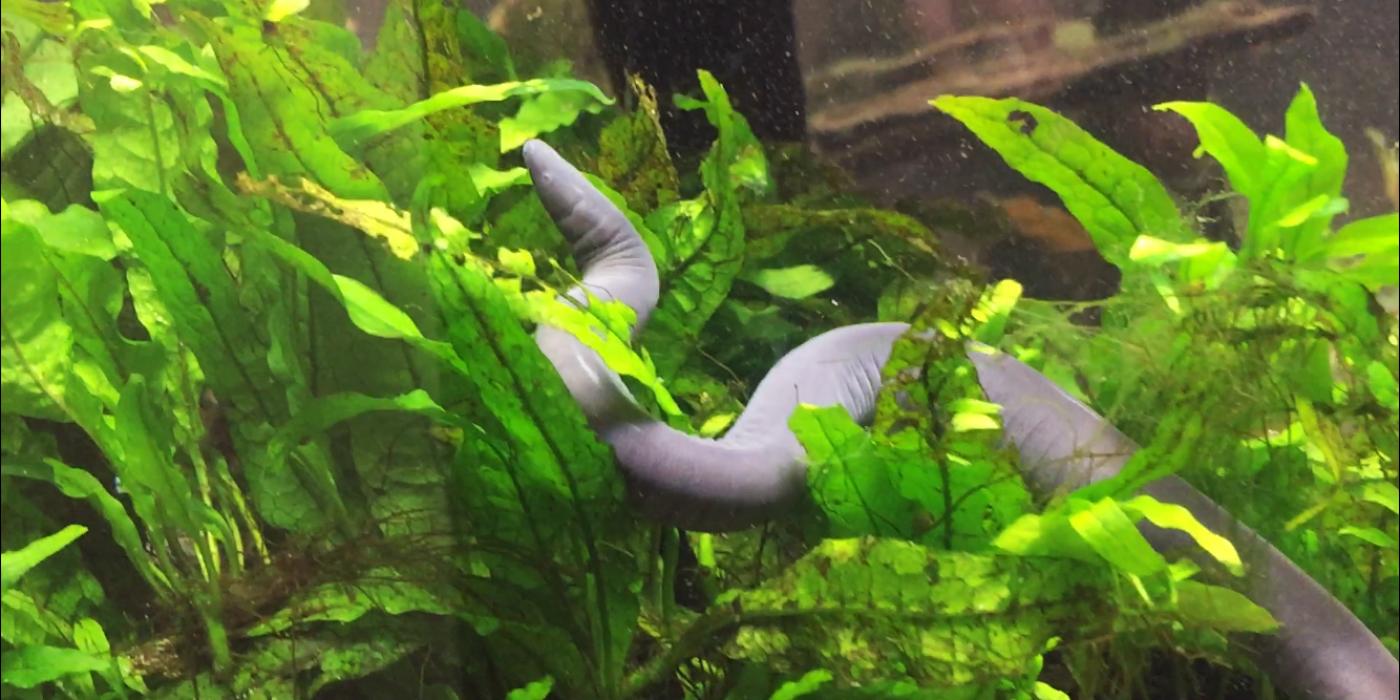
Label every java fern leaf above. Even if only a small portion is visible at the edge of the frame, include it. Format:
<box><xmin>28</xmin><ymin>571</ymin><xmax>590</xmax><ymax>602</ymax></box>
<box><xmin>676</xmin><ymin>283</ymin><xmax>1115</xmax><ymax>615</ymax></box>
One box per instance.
<box><xmin>0</xmin><ymin>525</ymin><xmax>87</xmax><ymax>592</ymax></box>
<box><xmin>428</xmin><ymin>252</ymin><xmax>642</xmax><ymax>696</ymax></box>
<box><xmin>718</xmin><ymin>537</ymin><xmax>1111</xmax><ymax>690</ymax></box>
<box><xmin>644</xmin><ymin>70</ymin><xmax>766</xmax><ymax>375</ymax></box>
<box><xmin>1156</xmin><ymin>84</ymin><xmax>1349</xmax><ymax>260</ymax></box>
<box><xmin>931</xmin><ymin>95</ymin><xmax>1186</xmax><ymax>267</ymax></box>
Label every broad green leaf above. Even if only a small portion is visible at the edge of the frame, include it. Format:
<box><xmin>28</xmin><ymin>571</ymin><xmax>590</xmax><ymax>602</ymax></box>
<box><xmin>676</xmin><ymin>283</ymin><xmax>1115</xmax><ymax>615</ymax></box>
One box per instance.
<box><xmin>1338</xmin><ymin>526</ymin><xmax>1398</xmax><ymax>549</ymax></box>
<box><xmin>247</xmin><ymin>573</ymin><xmax>452</xmax><ymax>635</ymax></box>
<box><xmin>644</xmin><ymin>72</ymin><xmax>760</xmax><ymax>375</ymax></box>
<box><xmin>500</xmin><ymin>88</ymin><xmax>609</xmax><ymax>152</ymax></box>
<box><xmin>1067</xmin><ymin>498</ymin><xmax>1168</xmax><ymax>579</ymax></box>
<box><xmin>305</xmin><ymin>618</ymin><xmax>428</xmax><ymax>696</ymax></box>
<box><xmin>993</xmin><ymin>510</ymin><xmax>1100</xmax><ymax>564</ymax></box>
<box><xmin>769</xmin><ymin>669</ymin><xmax>833</xmax><ymax>699</ymax></box>
<box><xmin>1153</xmin><ymin>100</ymin><xmax>1265</xmax><ymax>196</ymax></box>
<box><xmin>1</xmin><ymin>35</ymin><xmax>80</xmax><ymax>156</ymax></box>
<box><xmin>1128</xmin><ymin>235</ymin><xmax>1236</xmax><ymax>288</ymax></box>
<box><xmin>237</xmin><ymin>175</ymin><xmax>419</xmax><ymax>260</ymax></box>
<box><xmin>933</xmin><ymin>95</ymin><xmax>1184</xmax><ymax>266</ymax></box>
<box><xmin>675</xmin><ymin>70</ymin><xmax>771</xmax><ymax>198</ymax></box>
<box><xmin>135</xmin><ymin>45</ymin><xmax>227</xmax><ymax>88</ymax></box>
<box><xmin>204</xmin><ymin>21</ymin><xmax>390</xmax><ymax>201</ymax></box>
<box><xmin>1280</xmin><ymin>84</ymin><xmax>1347</xmax><ymax>249</ymax></box>
<box><xmin>1314</xmin><ymin>213</ymin><xmax>1399</xmax><ymax>291</ymax></box>
<box><xmin>1</xmin><ymin>217</ymin><xmax>74</xmax><ymax>420</ymax></box>
<box><xmin>113</xmin><ymin>377</ymin><xmax>203</xmax><ymax>545</ymax></box>
<box><xmin>0</xmin><ymin>525</ymin><xmax>87</xmax><ymax>592</ymax></box>
<box><xmin>0</xmin><ymin>645</ymin><xmax>110</xmax><ymax>689</ymax></box>
<box><xmin>263</xmin><ymin>0</ymin><xmax>309</xmax><ymax>22</ymax></box>
<box><xmin>1173</xmin><ymin>581</ymin><xmax>1279</xmax><ymax>633</ymax></box>
<box><xmin>1361</xmin><ymin>481</ymin><xmax>1400</xmax><ymax>514</ymax></box>
<box><xmin>100</xmin><ymin>191</ymin><xmax>287</xmax><ymax>423</ymax></box>
<box><xmin>428</xmin><ymin>252</ymin><xmax>639</xmax><ymax>689</ymax></box>
<box><xmin>454</xmin><ymin>9</ymin><xmax>517</xmax><ymax>82</ymax></box>
<box><xmin>266</xmin><ymin>390</ymin><xmax>462</xmax><ymax>468</ymax></box>
<box><xmin>795</xmin><ymin>405</ymin><xmax>933</xmax><ymax>540</ymax></box>
<box><xmin>720</xmin><ymin>538</ymin><xmax>1111</xmax><ymax>689</ymax></box>
<box><xmin>250</xmin><ymin>229</ymin><xmax>451</xmax><ymax>355</ymax></box>
<box><xmin>496</xmin><ymin>247</ymin><xmax>536</xmax><ymax>276</ymax></box>
<box><xmin>507</xmin><ymin>677</ymin><xmax>555</xmax><ymax>700</ymax></box>
<box><xmin>0</xmin><ymin>0</ymin><xmax>73</xmax><ymax>39</ymax></box>
<box><xmin>595</xmin><ymin>76</ymin><xmax>679</xmax><ymax>213</ymax></box>
<box><xmin>330</xmin><ymin>79</ymin><xmax>611</xmax><ymax>149</ymax></box>
<box><xmin>997</xmin><ymin>498</ymin><xmax>1169</xmax><ymax>579</ymax></box>
<box><xmin>30</xmin><ymin>204</ymin><xmax>115</xmax><ymax>260</ymax></box>
<box><xmin>2</xmin><ymin>459</ymin><xmax>171</xmax><ymax>595</ymax></box>
<box><xmin>743</xmin><ymin>264</ymin><xmax>835</xmax><ymax>300</ymax></box>
<box><xmin>1157</xmin><ymin>85</ymin><xmax>1350</xmax><ymax>259</ymax></box>
<box><xmin>526</xmin><ymin>291</ymin><xmax>682</xmax><ymax>415</ymax></box>
<box><xmin>468</xmin><ymin>164</ymin><xmax>530</xmax><ymax>197</ymax></box>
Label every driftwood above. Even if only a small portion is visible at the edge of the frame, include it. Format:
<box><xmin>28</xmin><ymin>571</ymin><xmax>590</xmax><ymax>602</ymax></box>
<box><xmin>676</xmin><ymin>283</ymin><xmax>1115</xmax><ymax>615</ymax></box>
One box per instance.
<box><xmin>808</xmin><ymin>2</ymin><xmax>1314</xmax><ymax>154</ymax></box>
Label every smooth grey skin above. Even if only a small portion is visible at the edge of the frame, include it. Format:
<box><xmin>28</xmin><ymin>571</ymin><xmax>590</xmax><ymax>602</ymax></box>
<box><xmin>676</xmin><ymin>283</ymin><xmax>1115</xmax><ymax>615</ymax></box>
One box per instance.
<box><xmin>522</xmin><ymin>139</ymin><xmax>1398</xmax><ymax>698</ymax></box>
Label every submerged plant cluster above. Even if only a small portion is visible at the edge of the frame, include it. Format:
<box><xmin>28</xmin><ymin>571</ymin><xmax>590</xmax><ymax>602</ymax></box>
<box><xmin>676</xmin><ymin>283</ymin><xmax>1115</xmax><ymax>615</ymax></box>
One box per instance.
<box><xmin>1</xmin><ymin>0</ymin><xmax>1396</xmax><ymax>697</ymax></box>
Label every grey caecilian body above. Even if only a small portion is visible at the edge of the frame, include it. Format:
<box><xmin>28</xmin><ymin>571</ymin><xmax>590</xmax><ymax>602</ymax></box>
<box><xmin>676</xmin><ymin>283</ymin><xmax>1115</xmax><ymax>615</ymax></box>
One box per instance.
<box><xmin>521</xmin><ymin>138</ymin><xmax>1399</xmax><ymax>700</ymax></box>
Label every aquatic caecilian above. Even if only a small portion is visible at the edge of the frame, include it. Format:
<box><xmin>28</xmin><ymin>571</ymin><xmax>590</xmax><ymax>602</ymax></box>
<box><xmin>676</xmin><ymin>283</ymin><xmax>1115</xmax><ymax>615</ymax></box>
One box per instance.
<box><xmin>523</xmin><ymin>139</ymin><xmax>1399</xmax><ymax>700</ymax></box>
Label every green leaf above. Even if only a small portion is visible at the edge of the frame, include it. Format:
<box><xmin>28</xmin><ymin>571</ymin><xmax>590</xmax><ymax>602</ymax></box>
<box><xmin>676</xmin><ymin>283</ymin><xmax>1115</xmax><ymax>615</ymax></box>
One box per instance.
<box><xmin>1313</xmin><ymin>213</ymin><xmax>1399</xmax><ymax>291</ymax></box>
<box><xmin>1120</xmin><ymin>495</ymin><xmax>1242</xmax><ymax>575</ymax></box>
<box><xmin>795</xmin><ymin>405</ymin><xmax>934</xmax><ymax>539</ymax></box>
<box><xmin>507</xmin><ymin>677</ymin><xmax>555</xmax><ymax>700</ymax></box>
<box><xmin>1156</xmin><ymin>85</ymin><xmax>1350</xmax><ymax>259</ymax></box>
<box><xmin>769</xmin><ymin>669</ymin><xmax>833</xmax><ymax>699</ymax></box>
<box><xmin>428</xmin><ymin>252</ymin><xmax>639</xmax><ymax>691</ymax></box>
<box><xmin>721</xmin><ymin>538</ymin><xmax>1111</xmax><ymax>689</ymax></box>
<box><xmin>0</xmin><ymin>525</ymin><xmax>87</xmax><ymax>592</ymax></box>
<box><xmin>204</xmin><ymin>20</ymin><xmax>390</xmax><ymax>201</ymax></box>
<box><xmin>247</xmin><ymin>574</ymin><xmax>453</xmax><ymax>636</ymax></box>
<box><xmin>266</xmin><ymin>390</ymin><xmax>461</xmax><ymax>467</ymax></box>
<box><xmin>28</xmin><ymin>204</ymin><xmax>116</xmax><ymax>260</ymax></box>
<box><xmin>742</xmin><ymin>264</ymin><xmax>835</xmax><ymax>300</ymax></box>
<box><xmin>595</xmin><ymin>77</ymin><xmax>679</xmax><ymax>213</ymax></box>
<box><xmin>970</xmin><ymin>279</ymin><xmax>1022</xmax><ymax>344</ymax></box>
<box><xmin>330</xmin><ymin>79</ymin><xmax>611</xmax><ymax>149</ymax></box>
<box><xmin>249</xmin><ymin>229</ymin><xmax>449</xmax><ymax>353</ymax></box>
<box><xmin>1</xmin><ymin>214</ymin><xmax>74</xmax><ymax>420</ymax></box>
<box><xmin>1280</xmin><ymin>84</ymin><xmax>1347</xmax><ymax>248</ymax></box>
<box><xmin>1152</xmin><ymin>100</ymin><xmax>1265</xmax><ymax>196</ymax></box>
<box><xmin>644</xmin><ymin>72</ymin><xmax>759</xmax><ymax>375</ymax></box>
<box><xmin>1173</xmin><ymin>581</ymin><xmax>1279</xmax><ymax>633</ymax></box>
<box><xmin>99</xmin><ymin>191</ymin><xmax>287</xmax><ymax>424</ymax></box>
<box><xmin>1128</xmin><ymin>235</ymin><xmax>1236</xmax><ymax>288</ymax></box>
<box><xmin>454</xmin><ymin>9</ymin><xmax>517</xmax><ymax>81</ymax></box>
<box><xmin>0</xmin><ymin>645</ymin><xmax>110</xmax><ymax>689</ymax></box>
<box><xmin>1361</xmin><ymin>481</ymin><xmax>1400</xmax><ymax>515</ymax></box>
<box><xmin>468</xmin><ymin>164</ymin><xmax>531</xmax><ymax>197</ymax></box>
<box><xmin>2</xmin><ymin>42</ymin><xmax>78</xmax><ymax>159</ymax></box>
<box><xmin>113</xmin><ymin>376</ymin><xmax>203</xmax><ymax>543</ymax></box>
<box><xmin>933</xmin><ymin>95</ymin><xmax>1184</xmax><ymax>266</ymax></box>
<box><xmin>996</xmin><ymin>498</ymin><xmax>1170</xmax><ymax>579</ymax></box>
<box><xmin>1338</xmin><ymin>526</ymin><xmax>1398</xmax><ymax>549</ymax></box>
<box><xmin>1067</xmin><ymin>498</ymin><xmax>1168</xmax><ymax>578</ymax></box>
<box><xmin>500</xmin><ymin>89</ymin><xmax>608</xmax><ymax>152</ymax></box>
<box><xmin>263</xmin><ymin>0</ymin><xmax>309</xmax><ymax>22</ymax></box>
<box><xmin>526</xmin><ymin>291</ymin><xmax>682</xmax><ymax>415</ymax></box>
<box><xmin>2</xmin><ymin>459</ymin><xmax>171</xmax><ymax>595</ymax></box>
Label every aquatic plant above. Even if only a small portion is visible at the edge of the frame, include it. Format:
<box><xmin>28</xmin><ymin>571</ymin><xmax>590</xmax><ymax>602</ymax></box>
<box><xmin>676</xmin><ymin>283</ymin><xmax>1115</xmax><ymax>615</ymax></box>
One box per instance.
<box><xmin>1</xmin><ymin>0</ymin><xmax>1395</xmax><ymax>697</ymax></box>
